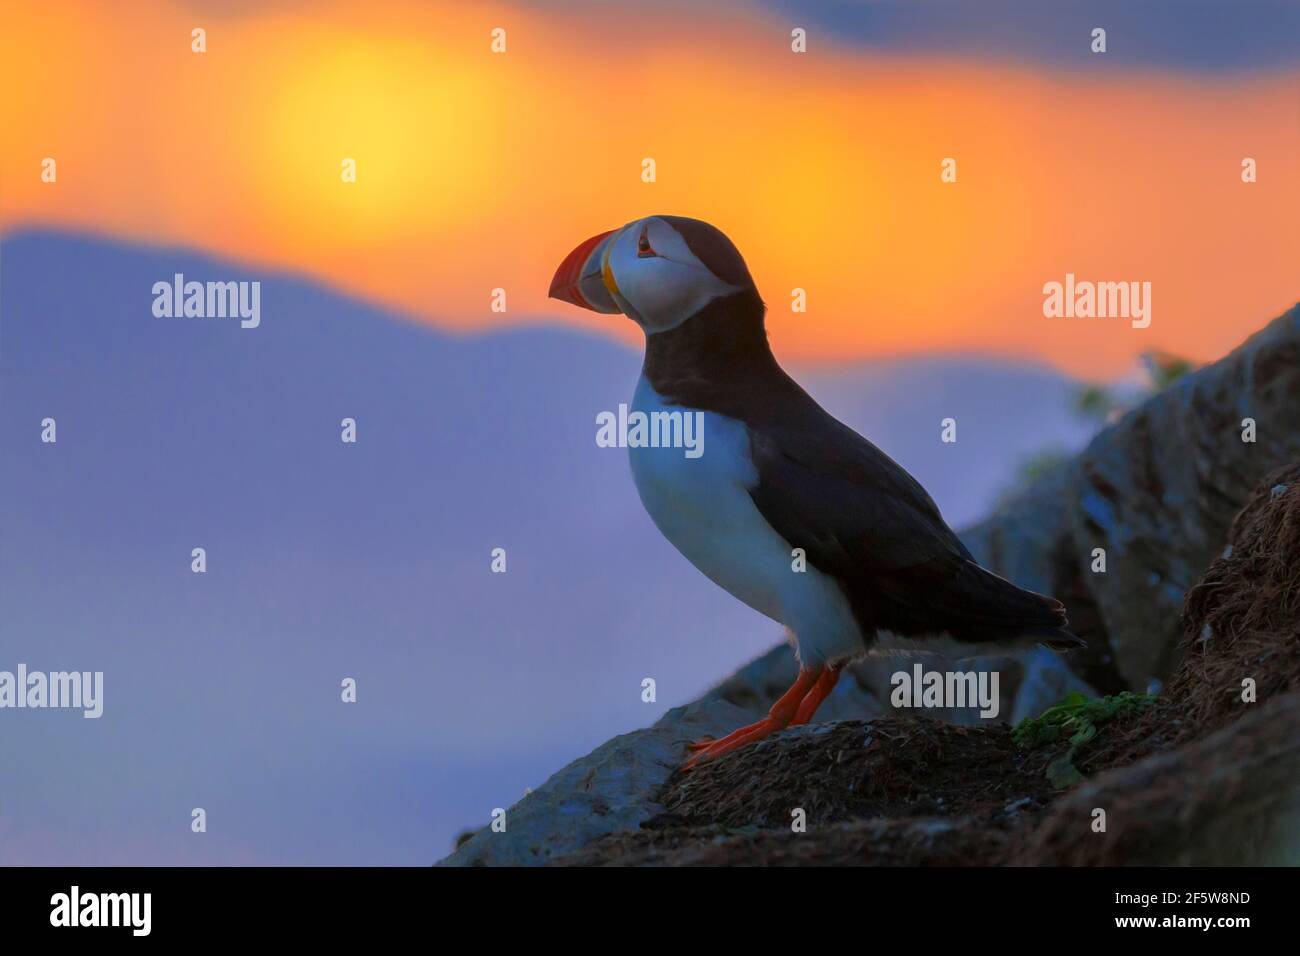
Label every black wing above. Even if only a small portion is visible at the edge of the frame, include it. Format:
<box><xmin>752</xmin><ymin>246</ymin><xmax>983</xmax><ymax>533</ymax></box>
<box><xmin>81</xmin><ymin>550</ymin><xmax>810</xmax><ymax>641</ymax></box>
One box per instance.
<box><xmin>746</xmin><ymin>411</ymin><xmax>1073</xmax><ymax>645</ymax></box>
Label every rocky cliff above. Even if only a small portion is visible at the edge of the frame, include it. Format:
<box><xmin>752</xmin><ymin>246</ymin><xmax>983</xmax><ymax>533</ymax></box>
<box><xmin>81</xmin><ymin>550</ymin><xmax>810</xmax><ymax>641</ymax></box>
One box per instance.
<box><xmin>440</xmin><ymin>303</ymin><xmax>1300</xmax><ymax>867</ymax></box>
<box><xmin>964</xmin><ymin>303</ymin><xmax>1300</xmax><ymax>692</ymax></box>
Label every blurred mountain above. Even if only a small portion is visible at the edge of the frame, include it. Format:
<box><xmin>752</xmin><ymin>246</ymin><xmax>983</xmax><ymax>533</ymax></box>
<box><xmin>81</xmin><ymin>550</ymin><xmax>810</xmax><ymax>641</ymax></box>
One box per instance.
<box><xmin>0</xmin><ymin>229</ymin><xmax>1092</xmax><ymax>864</ymax></box>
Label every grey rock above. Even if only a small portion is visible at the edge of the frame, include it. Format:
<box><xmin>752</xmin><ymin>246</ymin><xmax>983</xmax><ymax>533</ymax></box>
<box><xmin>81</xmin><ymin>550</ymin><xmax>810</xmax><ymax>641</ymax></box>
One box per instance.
<box><xmin>1008</xmin><ymin>646</ymin><xmax>1097</xmax><ymax>725</ymax></box>
<box><xmin>440</xmin><ymin>646</ymin><xmax>886</xmax><ymax>866</ymax></box>
<box><xmin>967</xmin><ymin>302</ymin><xmax>1300</xmax><ymax>690</ymax></box>
<box><xmin>1067</xmin><ymin>306</ymin><xmax>1300</xmax><ymax>686</ymax></box>
<box><xmin>438</xmin><ymin>696</ymin><xmax>759</xmax><ymax>866</ymax></box>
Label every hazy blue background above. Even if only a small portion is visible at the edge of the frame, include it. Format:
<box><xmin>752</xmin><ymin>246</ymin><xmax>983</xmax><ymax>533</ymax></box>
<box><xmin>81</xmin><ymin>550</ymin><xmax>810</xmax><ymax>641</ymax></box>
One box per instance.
<box><xmin>755</xmin><ymin>0</ymin><xmax>1300</xmax><ymax>70</ymax></box>
<box><xmin>0</xmin><ymin>230</ymin><xmax>1094</xmax><ymax>863</ymax></box>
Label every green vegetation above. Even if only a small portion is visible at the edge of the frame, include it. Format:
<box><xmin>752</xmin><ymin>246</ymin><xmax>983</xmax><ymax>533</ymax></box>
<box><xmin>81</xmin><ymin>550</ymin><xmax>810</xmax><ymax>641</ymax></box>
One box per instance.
<box><xmin>1013</xmin><ymin>691</ymin><xmax>1157</xmax><ymax>788</ymax></box>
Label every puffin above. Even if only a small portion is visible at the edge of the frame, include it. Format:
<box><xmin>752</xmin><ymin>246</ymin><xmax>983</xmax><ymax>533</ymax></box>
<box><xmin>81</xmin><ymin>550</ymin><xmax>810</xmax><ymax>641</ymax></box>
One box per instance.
<box><xmin>549</xmin><ymin>215</ymin><xmax>1080</xmax><ymax>769</ymax></box>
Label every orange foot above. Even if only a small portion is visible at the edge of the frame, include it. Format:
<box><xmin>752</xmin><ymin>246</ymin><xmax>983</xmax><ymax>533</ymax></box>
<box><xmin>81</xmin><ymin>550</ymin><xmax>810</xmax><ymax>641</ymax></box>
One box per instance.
<box><xmin>682</xmin><ymin>664</ymin><xmax>843</xmax><ymax>770</ymax></box>
<box><xmin>791</xmin><ymin>664</ymin><xmax>843</xmax><ymax>725</ymax></box>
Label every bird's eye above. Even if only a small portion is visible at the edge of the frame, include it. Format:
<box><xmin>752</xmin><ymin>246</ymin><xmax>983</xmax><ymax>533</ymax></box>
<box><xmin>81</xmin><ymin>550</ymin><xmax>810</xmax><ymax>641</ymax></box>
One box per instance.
<box><xmin>636</xmin><ymin>225</ymin><xmax>657</xmax><ymax>258</ymax></box>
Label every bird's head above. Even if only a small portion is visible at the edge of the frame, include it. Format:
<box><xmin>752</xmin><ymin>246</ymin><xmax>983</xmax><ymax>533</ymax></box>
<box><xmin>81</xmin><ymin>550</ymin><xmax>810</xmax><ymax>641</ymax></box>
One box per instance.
<box><xmin>548</xmin><ymin>215</ymin><xmax>756</xmax><ymax>334</ymax></box>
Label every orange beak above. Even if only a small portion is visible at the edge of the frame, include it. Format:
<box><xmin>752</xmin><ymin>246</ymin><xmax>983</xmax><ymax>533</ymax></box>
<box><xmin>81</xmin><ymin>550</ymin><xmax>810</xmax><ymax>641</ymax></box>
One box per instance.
<box><xmin>548</xmin><ymin>229</ymin><xmax>621</xmax><ymax>313</ymax></box>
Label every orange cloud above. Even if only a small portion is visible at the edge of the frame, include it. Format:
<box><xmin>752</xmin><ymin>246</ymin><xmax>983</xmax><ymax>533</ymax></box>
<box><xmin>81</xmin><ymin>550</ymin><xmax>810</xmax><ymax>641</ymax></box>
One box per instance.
<box><xmin>2</xmin><ymin>0</ymin><xmax>1296</xmax><ymax>376</ymax></box>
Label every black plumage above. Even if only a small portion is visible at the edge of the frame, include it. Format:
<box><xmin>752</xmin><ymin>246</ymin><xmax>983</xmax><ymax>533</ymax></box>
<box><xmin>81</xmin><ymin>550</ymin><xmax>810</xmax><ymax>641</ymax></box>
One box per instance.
<box><xmin>644</xmin><ymin>284</ymin><xmax>1079</xmax><ymax>653</ymax></box>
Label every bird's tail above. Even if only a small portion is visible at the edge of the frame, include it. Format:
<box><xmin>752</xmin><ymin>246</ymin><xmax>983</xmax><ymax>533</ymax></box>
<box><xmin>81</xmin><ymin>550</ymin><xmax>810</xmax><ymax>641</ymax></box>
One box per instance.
<box><xmin>880</xmin><ymin>559</ymin><xmax>1084</xmax><ymax>650</ymax></box>
<box><xmin>1018</xmin><ymin>623</ymin><xmax>1086</xmax><ymax>650</ymax></box>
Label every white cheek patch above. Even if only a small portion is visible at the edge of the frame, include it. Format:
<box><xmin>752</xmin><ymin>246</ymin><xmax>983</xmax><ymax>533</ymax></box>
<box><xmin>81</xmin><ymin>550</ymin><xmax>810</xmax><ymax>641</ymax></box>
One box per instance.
<box><xmin>611</xmin><ymin>220</ymin><xmax>741</xmax><ymax>333</ymax></box>
<box><xmin>605</xmin><ymin>226</ymin><xmax>646</xmax><ymax>324</ymax></box>
<box><xmin>611</xmin><ymin>288</ymin><xmax>645</xmax><ymax>325</ymax></box>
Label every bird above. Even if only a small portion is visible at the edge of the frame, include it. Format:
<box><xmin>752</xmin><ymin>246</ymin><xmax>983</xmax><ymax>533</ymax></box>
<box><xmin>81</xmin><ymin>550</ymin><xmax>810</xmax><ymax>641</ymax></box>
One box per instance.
<box><xmin>549</xmin><ymin>215</ymin><xmax>1081</xmax><ymax>769</ymax></box>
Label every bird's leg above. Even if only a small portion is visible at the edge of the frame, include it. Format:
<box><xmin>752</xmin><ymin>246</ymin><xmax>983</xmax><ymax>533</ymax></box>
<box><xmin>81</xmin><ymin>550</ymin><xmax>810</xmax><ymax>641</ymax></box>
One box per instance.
<box><xmin>682</xmin><ymin>666</ymin><xmax>823</xmax><ymax>770</ymax></box>
<box><xmin>684</xmin><ymin>664</ymin><xmax>842</xmax><ymax>754</ymax></box>
<box><xmin>790</xmin><ymin>663</ymin><xmax>843</xmax><ymax>726</ymax></box>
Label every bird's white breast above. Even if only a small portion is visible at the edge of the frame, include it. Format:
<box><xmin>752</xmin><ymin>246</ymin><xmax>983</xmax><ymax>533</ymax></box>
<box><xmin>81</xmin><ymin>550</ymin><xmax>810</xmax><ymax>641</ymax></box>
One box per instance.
<box><xmin>627</xmin><ymin>375</ymin><xmax>864</xmax><ymax>665</ymax></box>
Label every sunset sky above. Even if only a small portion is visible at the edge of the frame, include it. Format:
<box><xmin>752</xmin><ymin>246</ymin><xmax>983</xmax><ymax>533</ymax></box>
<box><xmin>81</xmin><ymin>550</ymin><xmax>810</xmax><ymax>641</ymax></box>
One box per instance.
<box><xmin>2</xmin><ymin>0</ymin><xmax>1298</xmax><ymax>867</ymax></box>
<box><xmin>2</xmin><ymin>0</ymin><xmax>1297</xmax><ymax>376</ymax></box>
